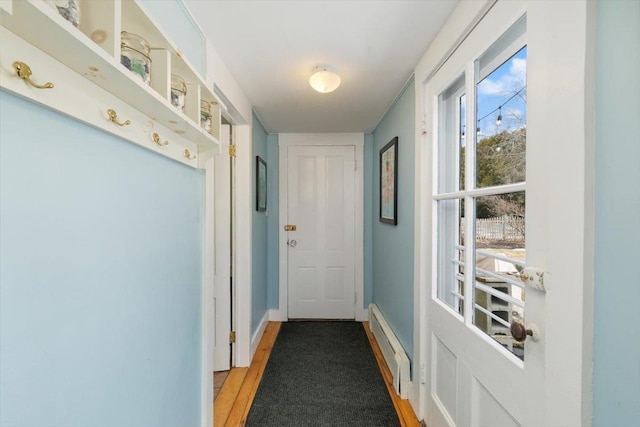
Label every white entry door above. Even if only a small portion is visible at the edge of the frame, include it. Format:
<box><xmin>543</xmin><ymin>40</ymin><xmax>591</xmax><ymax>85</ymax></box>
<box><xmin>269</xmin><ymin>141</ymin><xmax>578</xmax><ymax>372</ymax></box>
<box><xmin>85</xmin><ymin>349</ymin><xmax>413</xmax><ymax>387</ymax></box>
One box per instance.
<box><xmin>214</xmin><ymin>124</ymin><xmax>232</xmax><ymax>371</ymax></box>
<box><xmin>287</xmin><ymin>145</ymin><xmax>356</xmax><ymax>319</ymax></box>
<box><xmin>421</xmin><ymin>1</ymin><xmax>592</xmax><ymax>426</ymax></box>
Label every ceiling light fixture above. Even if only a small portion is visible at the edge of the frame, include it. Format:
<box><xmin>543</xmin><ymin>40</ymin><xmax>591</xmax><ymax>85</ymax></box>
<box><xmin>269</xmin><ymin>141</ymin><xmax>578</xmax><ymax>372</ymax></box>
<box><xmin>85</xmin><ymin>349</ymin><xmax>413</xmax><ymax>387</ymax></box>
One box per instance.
<box><xmin>309</xmin><ymin>66</ymin><xmax>341</xmax><ymax>93</ymax></box>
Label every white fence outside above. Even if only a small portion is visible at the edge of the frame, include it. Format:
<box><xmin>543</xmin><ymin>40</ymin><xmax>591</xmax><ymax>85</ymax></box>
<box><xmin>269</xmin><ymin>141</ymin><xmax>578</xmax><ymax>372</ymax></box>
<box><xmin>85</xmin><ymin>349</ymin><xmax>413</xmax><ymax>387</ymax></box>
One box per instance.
<box><xmin>461</xmin><ymin>215</ymin><xmax>525</xmax><ymax>241</ymax></box>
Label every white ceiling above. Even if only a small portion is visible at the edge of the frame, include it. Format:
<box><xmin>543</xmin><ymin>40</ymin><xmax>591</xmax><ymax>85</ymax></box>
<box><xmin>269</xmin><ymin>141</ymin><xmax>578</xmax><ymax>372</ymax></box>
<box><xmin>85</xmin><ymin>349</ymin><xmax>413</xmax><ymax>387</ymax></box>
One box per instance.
<box><xmin>184</xmin><ymin>1</ymin><xmax>458</xmax><ymax>133</ymax></box>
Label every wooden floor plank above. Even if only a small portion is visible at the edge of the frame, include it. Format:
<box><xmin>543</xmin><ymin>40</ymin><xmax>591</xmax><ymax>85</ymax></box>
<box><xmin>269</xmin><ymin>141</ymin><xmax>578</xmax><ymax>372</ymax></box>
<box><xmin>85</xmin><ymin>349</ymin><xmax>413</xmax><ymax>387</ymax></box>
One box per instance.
<box><xmin>214</xmin><ymin>367</ymin><xmax>248</xmax><ymax>427</ymax></box>
<box><xmin>363</xmin><ymin>322</ymin><xmax>422</xmax><ymax>427</ymax></box>
<box><xmin>224</xmin><ymin>322</ymin><xmax>281</xmax><ymax>426</ymax></box>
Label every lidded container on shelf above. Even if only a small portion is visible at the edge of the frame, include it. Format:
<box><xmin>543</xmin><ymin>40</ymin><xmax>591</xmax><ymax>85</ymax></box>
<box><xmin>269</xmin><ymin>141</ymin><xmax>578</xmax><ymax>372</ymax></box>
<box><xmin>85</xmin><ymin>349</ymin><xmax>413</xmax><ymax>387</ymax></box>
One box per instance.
<box><xmin>120</xmin><ymin>31</ymin><xmax>151</xmax><ymax>85</ymax></box>
<box><xmin>171</xmin><ymin>74</ymin><xmax>187</xmax><ymax>111</ymax></box>
<box><xmin>200</xmin><ymin>100</ymin><xmax>212</xmax><ymax>134</ymax></box>
<box><xmin>45</xmin><ymin>0</ymin><xmax>80</xmax><ymax>27</ymax></box>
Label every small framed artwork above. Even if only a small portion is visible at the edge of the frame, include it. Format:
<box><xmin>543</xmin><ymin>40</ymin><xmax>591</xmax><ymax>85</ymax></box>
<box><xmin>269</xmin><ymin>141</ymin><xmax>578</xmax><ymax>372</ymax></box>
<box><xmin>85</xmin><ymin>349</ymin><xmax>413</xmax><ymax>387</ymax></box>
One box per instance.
<box><xmin>256</xmin><ymin>156</ymin><xmax>267</xmax><ymax>212</ymax></box>
<box><xmin>379</xmin><ymin>137</ymin><xmax>398</xmax><ymax>225</ymax></box>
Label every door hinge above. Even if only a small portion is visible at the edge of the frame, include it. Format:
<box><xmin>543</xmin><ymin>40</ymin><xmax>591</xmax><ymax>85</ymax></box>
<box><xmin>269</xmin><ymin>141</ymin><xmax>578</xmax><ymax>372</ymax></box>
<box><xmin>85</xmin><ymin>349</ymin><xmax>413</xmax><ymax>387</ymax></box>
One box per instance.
<box><xmin>229</xmin><ymin>144</ymin><xmax>237</xmax><ymax>158</ymax></box>
<box><xmin>229</xmin><ymin>331</ymin><xmax>236</xmax><ymax>344</ymax></box>
<box><xmin>354</xmin><ymin>160</ymin><xmax>357</xmax><ymax>171</ymax></box>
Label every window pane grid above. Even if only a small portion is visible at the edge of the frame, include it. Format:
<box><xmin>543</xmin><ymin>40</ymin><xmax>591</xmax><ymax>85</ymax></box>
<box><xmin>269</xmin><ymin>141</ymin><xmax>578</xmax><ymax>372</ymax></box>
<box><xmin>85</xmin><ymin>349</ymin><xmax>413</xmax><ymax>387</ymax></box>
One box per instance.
<box><xmin>474</xmin><ymin>304</ymin><xmax>511</xmax><ymax>329</ymax></box>
<box><xmin>434</xmin><ymin>16</ymin><xmax>527</xmax><ymax>360</ymax></box>
<box><xmin>475</xmin><ymin>282</ymin><xmax>525</xmax><ymax>308</ymax></box>
<box><xmin>476</xmin><ymin>267</ymin><xmax>525</xmax><ymax>289</ymax></box>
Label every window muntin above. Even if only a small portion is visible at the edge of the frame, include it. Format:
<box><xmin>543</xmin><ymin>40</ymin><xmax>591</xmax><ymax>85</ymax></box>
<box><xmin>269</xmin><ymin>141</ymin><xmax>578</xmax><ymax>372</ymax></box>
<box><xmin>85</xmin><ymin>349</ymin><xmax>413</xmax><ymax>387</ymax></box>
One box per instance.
<box><xmin>434</xmin><ymin>16</ymin><xmax>527</xmax><ymax>360</ymax></box>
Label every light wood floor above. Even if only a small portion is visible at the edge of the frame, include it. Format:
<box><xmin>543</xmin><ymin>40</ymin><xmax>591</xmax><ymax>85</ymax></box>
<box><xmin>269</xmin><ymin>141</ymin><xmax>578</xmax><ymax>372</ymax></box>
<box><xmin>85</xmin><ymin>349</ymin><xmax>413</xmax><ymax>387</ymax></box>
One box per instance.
<box><xmin>213</xmin><ymin>321</ymin><xmax>421</xmax><ymax>427</ymax></box>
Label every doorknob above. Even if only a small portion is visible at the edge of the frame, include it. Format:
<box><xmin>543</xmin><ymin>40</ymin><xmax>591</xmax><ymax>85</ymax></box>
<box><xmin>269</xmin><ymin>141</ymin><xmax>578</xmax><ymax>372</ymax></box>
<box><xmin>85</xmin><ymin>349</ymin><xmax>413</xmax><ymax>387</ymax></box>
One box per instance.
<box><xmin>287</xmin><ymin>239</ymin><xmax>297</xmax><ymax>247</ymax></box>
<box><xmin>510</xmin><ymin>322</ymin><xmax>540</xmax><ymax>343</ymax></box>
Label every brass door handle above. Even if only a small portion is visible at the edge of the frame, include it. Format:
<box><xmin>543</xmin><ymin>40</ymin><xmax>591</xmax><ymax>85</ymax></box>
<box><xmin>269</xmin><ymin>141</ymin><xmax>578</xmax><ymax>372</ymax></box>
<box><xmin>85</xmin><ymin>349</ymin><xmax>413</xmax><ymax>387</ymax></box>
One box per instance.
<box><xmin>13</xmin><ymin>61</ymin><xmax>54</xmax><ymax>89</ymax></box>
<box><xmin>510</xmin><ymin>322</ymin><xmax>540</xmax><ymax>343</ymax></box>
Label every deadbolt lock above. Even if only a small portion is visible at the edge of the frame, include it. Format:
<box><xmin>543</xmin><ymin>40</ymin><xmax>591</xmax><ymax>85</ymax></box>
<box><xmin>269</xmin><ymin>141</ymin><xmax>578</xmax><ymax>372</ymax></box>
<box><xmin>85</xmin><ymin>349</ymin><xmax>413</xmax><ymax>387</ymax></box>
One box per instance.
<box><xmin>284</xmin><ymin>225</ymin><xmax>297</xmax><ymax>231</ymax></box>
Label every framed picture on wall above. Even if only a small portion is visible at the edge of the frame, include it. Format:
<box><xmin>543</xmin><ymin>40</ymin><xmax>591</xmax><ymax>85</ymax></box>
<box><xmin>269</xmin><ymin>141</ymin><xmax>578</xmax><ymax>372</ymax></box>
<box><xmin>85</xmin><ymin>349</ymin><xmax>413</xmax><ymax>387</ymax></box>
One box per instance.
<box><xmin>379</xmin><ymin>137</ymin><xmax>398</xmax><ymax>225</ymax></box>
<box><xmin>256</xmin><ymin>156</ymin><xmax>267</xmax><ymax>212</ymax></box>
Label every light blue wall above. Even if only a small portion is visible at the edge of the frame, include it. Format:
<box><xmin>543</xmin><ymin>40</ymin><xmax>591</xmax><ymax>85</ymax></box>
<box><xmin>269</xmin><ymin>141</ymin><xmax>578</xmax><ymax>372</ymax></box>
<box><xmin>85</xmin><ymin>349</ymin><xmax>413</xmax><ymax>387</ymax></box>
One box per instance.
<box><xmin>0</xmin><ymin>92</ymin><xmax>203</xmax><ymax>426</ymax></box>
<box><xmin>139</xmin><ymin>0</ymin><xmax>206</xmax><ymax>76</ymax></box>
<box><xmin>364</xmin><ymin>133</ymin><xmax>374</xmax><ymax>308</ymax></box>
<box><xmin>266</xmin><ymin>134</ymin><xmax>280</xmax><ymax>309</ymax></box>
<box><xmin>371</xmin><ymin>79</ymin><xmax>415</xmax><ymax>366</ymax></box>
<box><xmin>593</xmin><ymin>1</ymin><xmax>640</xmax><ymax>425</ymax></box>
<box><xmin>251</xmin><ymin>113</ymin><xmax>269</xmax><ymax>334</ymax></box>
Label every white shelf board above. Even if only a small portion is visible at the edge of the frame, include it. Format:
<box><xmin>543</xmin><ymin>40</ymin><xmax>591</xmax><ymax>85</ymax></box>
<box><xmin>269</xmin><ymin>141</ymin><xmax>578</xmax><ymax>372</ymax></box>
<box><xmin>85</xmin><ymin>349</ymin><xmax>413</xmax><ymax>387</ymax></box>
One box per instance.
<box><xmin>0</xmin><ymin>0</ymin><xmax>219</xmax><ymax>149</ymax></box>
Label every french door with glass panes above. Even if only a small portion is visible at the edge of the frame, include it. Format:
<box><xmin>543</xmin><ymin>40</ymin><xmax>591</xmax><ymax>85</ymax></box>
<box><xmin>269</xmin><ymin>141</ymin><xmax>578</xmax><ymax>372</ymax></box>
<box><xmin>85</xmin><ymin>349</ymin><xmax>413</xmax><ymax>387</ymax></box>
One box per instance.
<box><xmin>421</xmin><ymin>1</ymin><xmax>593</xmax><ymax>426</ymax></box>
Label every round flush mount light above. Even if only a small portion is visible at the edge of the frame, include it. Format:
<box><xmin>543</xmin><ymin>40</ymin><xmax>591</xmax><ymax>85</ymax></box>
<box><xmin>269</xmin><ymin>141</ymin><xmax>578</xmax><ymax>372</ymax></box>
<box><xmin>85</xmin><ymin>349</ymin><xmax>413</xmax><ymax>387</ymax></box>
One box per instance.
<box><xmin>309</xmin><ymin>66</ymin><xmax>341</xmax><ymax>93</ymax></box>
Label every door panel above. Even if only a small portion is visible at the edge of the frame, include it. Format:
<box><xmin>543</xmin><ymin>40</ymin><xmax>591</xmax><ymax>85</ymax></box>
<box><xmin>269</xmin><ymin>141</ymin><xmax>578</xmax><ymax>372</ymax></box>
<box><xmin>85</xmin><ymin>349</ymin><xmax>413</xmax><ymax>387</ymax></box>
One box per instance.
<box><xmin>213</xmin><ymin>124</ymin><xmax>231</xmax><ymax>371</ymax></box>
<box><xmin>422</xmin><ymin>1</ymin><xmax>592</xmax><ymax>425</ymax></box>
<box><xmin>287</xmin><ymin>145</ymin><xmax>355</xmax><ymax>319</ymax></box>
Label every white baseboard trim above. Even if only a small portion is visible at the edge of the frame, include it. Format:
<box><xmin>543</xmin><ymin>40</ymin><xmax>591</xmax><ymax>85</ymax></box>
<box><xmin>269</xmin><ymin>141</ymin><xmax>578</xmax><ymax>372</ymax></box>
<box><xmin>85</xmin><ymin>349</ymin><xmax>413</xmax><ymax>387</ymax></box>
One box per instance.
<box><xmin>268</xmin><ymin>308</ymin><xmax>287</xmax><ymax>322</ymax></box>
<box><xmin>250</xmin><ymin>311</ymin><xmax>269</xmax><ymax>360</ymax></box>
<box><xmin>268</xmin><ymin>308</ymin><xmax>367</xmax><ymax>322</ymax></box>
<box><xmin>356</xmin><ymin>307</ymin><xmax>369</xmax><ymax>322</ymax></box>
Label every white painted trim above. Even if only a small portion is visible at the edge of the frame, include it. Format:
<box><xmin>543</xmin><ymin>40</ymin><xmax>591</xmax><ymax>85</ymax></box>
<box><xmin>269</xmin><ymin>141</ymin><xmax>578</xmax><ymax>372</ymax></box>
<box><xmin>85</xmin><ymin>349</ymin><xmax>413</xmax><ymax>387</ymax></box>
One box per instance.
<box><xmin>0</xmin><ymin>0</ymin><xmax>12</xmax><ymax>15</ymax></box>
<box><xmin>205</xmin><ymin>39</ymin><xmax>252</xmax><ymax>125</ymax></box>
<box><xmin>278</xmin><ymin>133</ymin><xmax>365</xmax><ymax>321</ymax></box>
<box><xmin>412</xmin><ymin>1</ymin><xmax>493</xmax><ymax>421</ymax></box>
<box><xmin>250</xmin><ymin>311</ymin><xmax>269</xmax><ymax>360</ymax></box>
<box><xmin>355</xmin><ymin>307</ymin><xmax>369</xmax><ymax>322</ymax></box>
<box><xmin>0</xmin><ymin>26</ymin><xmax>202</xmax><ymax>169</ymax></box>
<box><xmin>234</xmin><ymin>124</ymin><xmax>252</xmax><ymax>367</ymax></box>
<box><xmin>200</xmin><ymin>156</ymin><xmax>215</xmax><ymax>427</ymax></box>
<box><xmin>279</xmin><ymin>133</ymin><xmax>365</xmax><ymax>147</ymax></box>
<box><xmin>268</xmin><ymin>308</ymin><xmax>287</xmax><ymax>322</ymax></box>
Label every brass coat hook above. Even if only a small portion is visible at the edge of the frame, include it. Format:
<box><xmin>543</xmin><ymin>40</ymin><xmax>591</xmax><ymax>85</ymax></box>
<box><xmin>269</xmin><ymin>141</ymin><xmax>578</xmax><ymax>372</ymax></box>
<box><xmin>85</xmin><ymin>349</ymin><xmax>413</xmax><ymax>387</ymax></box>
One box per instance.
<box><xmin>152</xmin><ymin>132</ymin><xmax>169</xmax><ymax>146</ymax></box>
<box><xmin>184</xmin><ymin>149</ymin><xmax>196</xmax><ymax>160</ymax></box>
<box><xmin>107</xmin><ymin>109</ymin><xmax>131</xmax><ymax>126</ymax></box>
<box><xmin>13</xmin><ymin>61</ymin><xmax>54</xmax><ymax>89</ymax></box>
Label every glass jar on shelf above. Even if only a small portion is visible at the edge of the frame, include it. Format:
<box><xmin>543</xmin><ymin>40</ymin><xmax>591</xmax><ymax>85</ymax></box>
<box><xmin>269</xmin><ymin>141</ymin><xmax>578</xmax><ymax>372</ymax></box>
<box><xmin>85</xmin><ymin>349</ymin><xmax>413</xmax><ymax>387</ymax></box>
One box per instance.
<box><xmin>120</xmin><ymin>31</ymin><xmax>151</xmax><ymax>85</ymax></box>
<box><xmin>171</xmin><ymin>74</ymin><xmax>187</xmax><ymax>112</ymax></box>
<box><xmin>45</xmin><ymin>0</ymin><xmax>80</xmax><ymax>27</ymax></box>
<box><xmin>200</xmin><ymin>100</ymin><xmax>212</xmax><ymax>134</ymax></box>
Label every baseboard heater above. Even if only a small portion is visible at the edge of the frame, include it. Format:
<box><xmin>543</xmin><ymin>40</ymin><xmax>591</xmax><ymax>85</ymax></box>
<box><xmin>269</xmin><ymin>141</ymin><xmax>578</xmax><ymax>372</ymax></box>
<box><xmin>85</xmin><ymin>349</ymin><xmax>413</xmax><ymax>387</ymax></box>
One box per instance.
<box><xmin>369</xmin><ymin>304</ymin><xmax>410</xmax><ymax>399</ymax></box>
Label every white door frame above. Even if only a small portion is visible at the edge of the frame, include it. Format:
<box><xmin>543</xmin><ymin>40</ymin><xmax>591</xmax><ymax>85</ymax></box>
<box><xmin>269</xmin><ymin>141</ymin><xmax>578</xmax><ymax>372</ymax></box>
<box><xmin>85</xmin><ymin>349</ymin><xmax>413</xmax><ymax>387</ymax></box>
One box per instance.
<box><xmin>276</xmin><ymin>133</ymin><xmax>367</xmax><ymax>322</ymax></box>
<box><xmin>201</xmin><ymin>155</ymin><xmax>215</xmax><ymax>427</ymax></box>
<box><xmin>233</xmin><ymin>124</ymin><xmax>253</xmax><ymax>367</ymax></box>
<box><xmin>413</xmin><ymin>0</ymin><xmax>595</xmax><ymax>424</ymax></box>
<box><xmin>201</xmin><ymin>123</ymin><xmax>252</xmax><ymax>426</ymax></box>
<box><xmin>213</xmin><ymin>125</ymin><xmax>232</xmax><ymax>371</ymax></box>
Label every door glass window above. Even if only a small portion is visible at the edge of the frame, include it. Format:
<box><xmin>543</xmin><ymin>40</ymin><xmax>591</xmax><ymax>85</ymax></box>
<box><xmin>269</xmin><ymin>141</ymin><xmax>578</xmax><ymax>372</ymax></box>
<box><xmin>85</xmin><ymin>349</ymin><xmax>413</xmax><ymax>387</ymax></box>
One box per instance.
<box><xmin>436</xmin><ymin>74</ymin><xmax>465</xmax><ymax>314</ymax></box>
<box><xmin>434</xmin><ymin>16</ymin><xmax>527</xmax><ymax>360</ymax></box>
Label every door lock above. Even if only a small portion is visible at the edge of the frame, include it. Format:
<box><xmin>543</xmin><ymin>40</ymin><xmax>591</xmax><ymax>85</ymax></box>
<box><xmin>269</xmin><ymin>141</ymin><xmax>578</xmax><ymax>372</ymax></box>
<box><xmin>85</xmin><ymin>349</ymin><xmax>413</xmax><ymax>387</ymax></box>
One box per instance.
<box><xmin>287</xmin><ymin>239</ymin><xmax>297</xmax><ymax>247</ymax></box>
<box><xmin>284</xmin><ymin>225</ymin><xmax>297</xmax><ymax>231</ymax></box>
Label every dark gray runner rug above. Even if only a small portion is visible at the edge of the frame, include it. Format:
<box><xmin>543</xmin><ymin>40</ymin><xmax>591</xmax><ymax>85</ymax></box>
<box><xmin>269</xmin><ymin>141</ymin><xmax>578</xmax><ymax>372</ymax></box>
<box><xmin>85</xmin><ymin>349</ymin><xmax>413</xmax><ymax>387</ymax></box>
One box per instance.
<box><xmin>246</xmin><ymin>321</ymin><xmax>401</xmax><ymax>426</ymax></box>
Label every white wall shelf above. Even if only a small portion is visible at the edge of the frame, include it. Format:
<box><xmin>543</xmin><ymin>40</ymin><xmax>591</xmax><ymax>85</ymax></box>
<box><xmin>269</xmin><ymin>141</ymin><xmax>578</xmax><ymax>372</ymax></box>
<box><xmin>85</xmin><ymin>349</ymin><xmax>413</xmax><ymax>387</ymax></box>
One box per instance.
<box><xmin>0</xmin><ymin>0</ymin><xmax>221</xmax><ymax>167</ymax></box>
